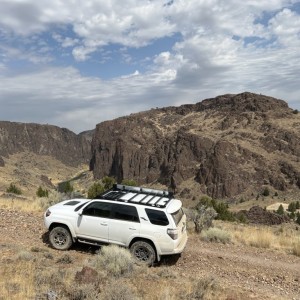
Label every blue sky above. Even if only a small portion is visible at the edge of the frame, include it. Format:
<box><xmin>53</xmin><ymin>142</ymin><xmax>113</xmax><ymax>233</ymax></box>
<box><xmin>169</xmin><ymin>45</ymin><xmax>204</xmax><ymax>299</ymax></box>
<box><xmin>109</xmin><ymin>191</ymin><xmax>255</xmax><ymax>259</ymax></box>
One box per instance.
<box><xmin>0</xmin><ymin>0</ymin><xmax>300</xmax><ymax>133</ymax></box>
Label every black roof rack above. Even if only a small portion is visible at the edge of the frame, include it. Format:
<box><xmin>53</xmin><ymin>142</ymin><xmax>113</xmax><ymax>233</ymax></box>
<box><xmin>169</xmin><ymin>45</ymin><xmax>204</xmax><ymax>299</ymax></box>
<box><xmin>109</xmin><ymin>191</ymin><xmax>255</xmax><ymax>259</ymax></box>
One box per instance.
<box><xmin>96</xmin><ymin>184</ymin><xmax>173</xmax><ymax>208</ymax></box>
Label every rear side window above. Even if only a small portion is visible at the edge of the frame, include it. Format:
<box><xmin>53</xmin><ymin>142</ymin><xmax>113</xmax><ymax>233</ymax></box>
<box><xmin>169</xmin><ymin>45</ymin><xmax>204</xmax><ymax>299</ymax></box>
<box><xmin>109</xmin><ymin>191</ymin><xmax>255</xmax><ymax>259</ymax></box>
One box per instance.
<box><xmin>112</xmin><ymin>204</ymin><xmax>139</xmax><ymax>223</ymax></box>
<box><xmin>145</xmin><ymin>209</ymin><xmax>169</xmax><ymax>226</ymax></box>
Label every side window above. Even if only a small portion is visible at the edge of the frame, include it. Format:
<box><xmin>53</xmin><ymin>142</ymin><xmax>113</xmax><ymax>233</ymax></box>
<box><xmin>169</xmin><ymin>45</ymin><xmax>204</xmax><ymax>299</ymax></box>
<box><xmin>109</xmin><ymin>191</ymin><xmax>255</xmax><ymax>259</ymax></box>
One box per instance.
<box><xmin>112</xmin><ymin>204</ymin><xmax>139</xmax><ymax>223</ymax></box>
<box><xmin>145</xmin><ymin>209</ymin><xmax>169</xmax><ymax>226</ymax></box>
<box><xmin>82</xmin><ymin>202</ymin><xmax>114</xmax><ymax>218</ymax></box>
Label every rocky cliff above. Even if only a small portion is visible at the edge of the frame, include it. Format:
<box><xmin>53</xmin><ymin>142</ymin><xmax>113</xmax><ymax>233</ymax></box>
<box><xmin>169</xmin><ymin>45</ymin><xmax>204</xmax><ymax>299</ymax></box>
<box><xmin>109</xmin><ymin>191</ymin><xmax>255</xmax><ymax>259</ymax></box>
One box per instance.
<box><xmin>90</xmin><ymin>92</ymin><xmax>300</xmax><ymax>198</ymax></box>
<box><xmin>0</xmin><ymin>122</ymin><xmax>91</xmax><ymax>167</ymax></box>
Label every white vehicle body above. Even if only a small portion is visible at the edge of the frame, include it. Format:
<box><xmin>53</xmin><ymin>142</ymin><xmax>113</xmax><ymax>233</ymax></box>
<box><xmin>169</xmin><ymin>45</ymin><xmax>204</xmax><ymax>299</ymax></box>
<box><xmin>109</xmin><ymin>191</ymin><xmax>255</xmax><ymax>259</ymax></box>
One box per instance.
<box><xmin>44</xmin><ymin>184</ymin><xmax>188</xmax><ymax>265</ymax></box>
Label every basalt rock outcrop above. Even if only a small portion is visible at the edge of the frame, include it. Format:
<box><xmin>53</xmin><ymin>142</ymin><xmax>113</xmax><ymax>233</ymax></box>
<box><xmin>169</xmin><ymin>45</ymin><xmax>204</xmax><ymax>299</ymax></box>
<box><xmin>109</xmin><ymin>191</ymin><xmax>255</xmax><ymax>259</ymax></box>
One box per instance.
<box><xmin>90</xmin><ymin>92</ymin><xmax>300</xmax><ymax>198</ymax></box>
<box><xmin>0</xmin><ymin>121</ymin><xmax>91</xmax><ymax>167</ymax></box>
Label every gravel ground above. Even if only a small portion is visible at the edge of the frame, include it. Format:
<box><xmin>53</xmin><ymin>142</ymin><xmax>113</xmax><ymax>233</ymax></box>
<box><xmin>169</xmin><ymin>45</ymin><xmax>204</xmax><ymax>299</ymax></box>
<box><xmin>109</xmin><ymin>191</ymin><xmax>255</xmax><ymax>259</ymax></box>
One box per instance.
<box><xmin>1</xmin><ymin>208</ymin><xmax>300</xmax><ymax>299</ymax></box>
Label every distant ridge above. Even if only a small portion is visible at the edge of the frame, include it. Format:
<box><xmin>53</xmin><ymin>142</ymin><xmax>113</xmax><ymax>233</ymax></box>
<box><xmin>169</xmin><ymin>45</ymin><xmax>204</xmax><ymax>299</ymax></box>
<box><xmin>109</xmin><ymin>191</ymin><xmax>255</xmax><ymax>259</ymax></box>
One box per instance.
<box><xmin>0</xmin><ymin>121</ymin><xmax>91</xmax><ymax>167</ymax></box>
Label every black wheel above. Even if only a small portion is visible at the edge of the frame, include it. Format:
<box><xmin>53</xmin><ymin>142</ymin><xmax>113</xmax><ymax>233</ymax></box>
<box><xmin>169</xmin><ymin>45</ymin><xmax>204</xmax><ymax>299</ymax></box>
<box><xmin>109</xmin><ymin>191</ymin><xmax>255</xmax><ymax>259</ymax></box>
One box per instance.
<box><xmin>49</xmin><ymin>226</ymin><xmax>73</xmax><ymax>250</ymax></box>
<box><xmin>130</xmin><ymin>241</ymin><xmax>156</xmax><ymax>266</ymax></box>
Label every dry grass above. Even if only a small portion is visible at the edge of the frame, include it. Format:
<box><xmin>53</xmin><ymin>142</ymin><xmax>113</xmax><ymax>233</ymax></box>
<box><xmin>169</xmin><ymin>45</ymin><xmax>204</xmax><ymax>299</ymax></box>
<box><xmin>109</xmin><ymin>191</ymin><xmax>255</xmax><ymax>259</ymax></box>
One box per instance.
<box><xmin>0</xmin><ymin>259</ymin><xmax>36</xmax><ymax>299</ymax></box>
<box><xmin>0</xmin><ymin>244</ymin><xmax>226</xmax><ymax>300</ymax></box>
<box><xmin>0</xmin><ymin>196</ymin><xmax>42</xmax><ymax>212</ymax></box>
<box><xmin>218</xmin><ymin>221</ymin><xmax>300</xmax><ymax>255</ymax></box>
<box><xmin>292</xmin><ymin>239</ymin><xmax>300</xmax><ymax>257</ymax></box>
<box><xmin>200</xmin><ymin>227</ymin><xmax>231</xmax><ymax>244</ymax></box>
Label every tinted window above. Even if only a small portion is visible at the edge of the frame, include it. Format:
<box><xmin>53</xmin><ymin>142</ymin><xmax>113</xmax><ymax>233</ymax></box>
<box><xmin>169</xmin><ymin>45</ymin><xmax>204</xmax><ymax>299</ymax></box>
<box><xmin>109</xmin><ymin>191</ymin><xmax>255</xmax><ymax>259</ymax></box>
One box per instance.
<box><xmin>82</xmin><ymin>202</ymin><xmax>114</xmax><ymax>218</ymax></box>
<box><xmin>145</xmin><ymin>209</ymin><xmax>169</xmax><ymax>226</ymax></box>
<box><xmin>172</xmin><ymin>208</ymin><xmax>184</xmax><ymax>225</ymax></box>
<box><xmin>112</xmin><ymin>204</ymin><xmax>139</xmax><ymax>223</ymax></box>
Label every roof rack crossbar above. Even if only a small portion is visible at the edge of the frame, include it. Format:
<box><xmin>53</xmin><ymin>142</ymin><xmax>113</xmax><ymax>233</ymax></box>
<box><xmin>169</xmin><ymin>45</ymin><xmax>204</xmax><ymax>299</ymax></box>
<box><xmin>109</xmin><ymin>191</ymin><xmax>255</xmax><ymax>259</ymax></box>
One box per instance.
<box><xmin>94</xmin><ymin>184</ymin><xmax>174</xmax><ymax>208</ymax></box>
<box><xmin>113</xmin><ymin>184</ymin><xmax>172</xmax><ymax>198</ymax></box>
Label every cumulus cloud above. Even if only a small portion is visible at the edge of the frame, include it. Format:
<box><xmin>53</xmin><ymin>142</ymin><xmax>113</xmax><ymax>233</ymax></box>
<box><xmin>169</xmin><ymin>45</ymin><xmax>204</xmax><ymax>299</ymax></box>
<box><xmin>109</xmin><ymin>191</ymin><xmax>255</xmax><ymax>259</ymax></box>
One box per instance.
<box><xmin>0</xmin><ymin>0</ymin><xmax>299</xmax><ymax>132</ymax></box>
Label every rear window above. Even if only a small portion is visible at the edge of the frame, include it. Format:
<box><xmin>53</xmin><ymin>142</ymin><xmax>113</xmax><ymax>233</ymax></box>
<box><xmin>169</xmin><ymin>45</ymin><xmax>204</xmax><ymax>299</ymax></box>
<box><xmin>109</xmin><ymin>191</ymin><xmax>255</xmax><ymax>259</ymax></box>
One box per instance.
<box><xmin>145</xmin><ymin>209</ymin><xmax>169</xmax><ymax>226</ymax></box>
<box><xmin>171</xmin><ymin>208</ymin><xmax>184</xmax><ymax>225</ymax></box>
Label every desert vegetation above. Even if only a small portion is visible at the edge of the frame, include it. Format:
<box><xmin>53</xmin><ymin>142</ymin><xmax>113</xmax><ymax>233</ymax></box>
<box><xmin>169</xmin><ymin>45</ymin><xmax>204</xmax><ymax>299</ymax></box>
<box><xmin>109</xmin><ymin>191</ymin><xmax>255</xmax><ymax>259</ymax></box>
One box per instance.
<box><xmin>0</xmin><ymin>243</ymin><xmax>225</xmax><ymax>300</ymax></box>
<box><xmin>1</xmin><ymin>174</ymin><xmax>300</xmax><ymax>299</ymax></box>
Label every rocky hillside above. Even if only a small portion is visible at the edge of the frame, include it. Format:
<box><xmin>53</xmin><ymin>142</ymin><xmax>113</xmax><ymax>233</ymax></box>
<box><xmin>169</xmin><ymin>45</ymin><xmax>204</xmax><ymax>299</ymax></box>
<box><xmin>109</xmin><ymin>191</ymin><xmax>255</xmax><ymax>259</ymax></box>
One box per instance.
<box><xmin>0</xmin><ymin>121</ymin><xmax>91</xmax><ymax>167</ymax></box>
<box><xmin>90</xmin><ymin>92</ymin><xmax>300</xmax><ymax>199</ymax></box>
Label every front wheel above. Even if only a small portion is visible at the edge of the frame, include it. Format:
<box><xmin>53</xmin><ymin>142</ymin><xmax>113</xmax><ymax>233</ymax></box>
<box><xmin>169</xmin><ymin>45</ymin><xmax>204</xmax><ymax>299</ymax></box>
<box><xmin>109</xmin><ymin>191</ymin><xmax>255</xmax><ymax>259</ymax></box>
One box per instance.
<box><xmin>130</xmin><ymin>241</ymin><xmax>156</xmax><ymax>266</ymax></box>
<box><xmin>49</xmin><ymin>226</ymin><xmax>73</xmax><ymax>250</ymax></box>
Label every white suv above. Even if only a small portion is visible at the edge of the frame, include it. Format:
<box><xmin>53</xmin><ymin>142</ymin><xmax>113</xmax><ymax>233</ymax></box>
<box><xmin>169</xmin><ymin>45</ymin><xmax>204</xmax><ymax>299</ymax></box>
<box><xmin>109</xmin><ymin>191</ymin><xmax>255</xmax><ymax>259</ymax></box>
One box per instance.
<box><xmin>44</xmin><ymin>184</ymin><xmax>188</xmax><ymax>265</ymax></box>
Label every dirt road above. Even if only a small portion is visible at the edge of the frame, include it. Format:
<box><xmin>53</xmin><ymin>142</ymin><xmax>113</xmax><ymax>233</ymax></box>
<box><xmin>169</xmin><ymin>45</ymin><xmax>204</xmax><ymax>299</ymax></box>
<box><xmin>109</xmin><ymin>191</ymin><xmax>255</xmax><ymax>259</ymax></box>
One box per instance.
<box><xmin>1</xmin><ymin>208</ymin><xmax>299</xmax><ymax>299</ymax></box>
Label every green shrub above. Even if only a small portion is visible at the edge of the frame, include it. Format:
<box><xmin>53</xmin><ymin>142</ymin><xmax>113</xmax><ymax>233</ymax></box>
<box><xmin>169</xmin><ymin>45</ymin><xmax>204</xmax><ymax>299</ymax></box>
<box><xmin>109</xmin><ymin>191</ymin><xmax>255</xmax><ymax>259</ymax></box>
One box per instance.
<box><xmin>102</xmin><ymin>176</ymin><xmax>116</xmax><ymax>190</ymax></box>
<box><xmin>196</xmin><ymin>197</ymin><xmax>236</xmax><ymax>222</ymax></box>
<box><xmin>39</xmin><ymin>191</ymin><xmax>65</xmax><ymax>210</ymax></box>
<box><xmin>88</xmin><ymin>182</ymin><xmax>105</xmax><ymax>199</ymax></box>
<box><xmin>95</xmin><ymin>245</ymin><xmax>134</xmax><ymax>277</ymax></box>
<box><xmin>6</xmin><ymin>183</ymin><xmax>22</xmax><ymax>195</ymax></box>
<box><xmin>296</xmin><ymin>212</ymin><xmax>300</xmax><ymax>225</ymax></box>
<box><xmin>187</xmin><ymin>206</ymin><xmax>217</xmax><ymax>233</ymax></box>
<box><xmin>121</xmin><ymin>179</ymin><xmax>137</xmax><ymax>186</ymax></box>
<box><xmin>262</xmin><ymin>187</ymin><xmax>270</xmax><ymax>197</ymax></box>
<box><xmin>36</xmin><ymin>186</ymin><xmax>49</xmax><ymax>198</ymax></box>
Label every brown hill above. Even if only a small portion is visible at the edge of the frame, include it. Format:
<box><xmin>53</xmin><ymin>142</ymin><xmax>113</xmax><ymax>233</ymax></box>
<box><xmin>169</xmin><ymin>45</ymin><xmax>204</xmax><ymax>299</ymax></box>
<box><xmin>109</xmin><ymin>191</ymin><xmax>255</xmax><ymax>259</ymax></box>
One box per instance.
<box><xmin>0</xmin><ymin>122</ymin><xmax>91</xmax><ymax>195</ymax></box>
<box><xmin>90</xmin><ymin>92</ymin><xmax>300</xmax><ymax>199</ymax></box>
<box><xmin>0</xmin><ymin>121</ymin><xmax>91</xmax><ymax>167</ymax></box>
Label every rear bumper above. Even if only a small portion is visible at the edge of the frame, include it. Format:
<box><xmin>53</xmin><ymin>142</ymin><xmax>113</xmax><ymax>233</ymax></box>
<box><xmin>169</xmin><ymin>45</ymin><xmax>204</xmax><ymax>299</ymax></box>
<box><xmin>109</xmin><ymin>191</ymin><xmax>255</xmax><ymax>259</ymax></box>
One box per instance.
<box><xmin>161</xmin><ymin>231</ymin><xmax>188</xmax><ymax>255</ymax></box>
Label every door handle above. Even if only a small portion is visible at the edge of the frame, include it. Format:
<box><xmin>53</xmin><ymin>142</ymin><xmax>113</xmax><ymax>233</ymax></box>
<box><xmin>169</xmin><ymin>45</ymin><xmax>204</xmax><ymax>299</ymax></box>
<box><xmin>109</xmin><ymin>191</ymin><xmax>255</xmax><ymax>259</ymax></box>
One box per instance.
<box><xmin>129</xmin><ymin>228</ymin><xmax>137</xmax><ymax>230</ymax></box>
<box><xmin>100</xmin><ymin>223</ymin><xmax>108</xmax><ymax>226</ymax></box>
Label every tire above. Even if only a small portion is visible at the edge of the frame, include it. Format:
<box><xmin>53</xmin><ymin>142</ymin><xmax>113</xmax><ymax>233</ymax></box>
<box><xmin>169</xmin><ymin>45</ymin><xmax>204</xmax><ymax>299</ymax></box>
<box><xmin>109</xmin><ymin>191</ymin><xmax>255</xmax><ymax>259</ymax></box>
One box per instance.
<box><xmin>130</xmin><ymin>241</ymin><xmax>156</xmax><ymax>266</ymax></box>
<box><xmin>49</xmin><ymin>226</ymin><xmax>73</xmax><ymax>250</ymax></box>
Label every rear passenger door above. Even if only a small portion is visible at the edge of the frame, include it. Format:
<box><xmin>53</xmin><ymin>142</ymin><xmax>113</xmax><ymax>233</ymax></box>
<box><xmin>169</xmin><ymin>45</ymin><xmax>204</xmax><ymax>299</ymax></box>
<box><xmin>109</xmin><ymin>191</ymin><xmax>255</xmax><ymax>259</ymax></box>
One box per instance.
<box><xmin>108</xmin><ymin>203</ymin><xmax>140</xmax><ymax>246</ymax></box>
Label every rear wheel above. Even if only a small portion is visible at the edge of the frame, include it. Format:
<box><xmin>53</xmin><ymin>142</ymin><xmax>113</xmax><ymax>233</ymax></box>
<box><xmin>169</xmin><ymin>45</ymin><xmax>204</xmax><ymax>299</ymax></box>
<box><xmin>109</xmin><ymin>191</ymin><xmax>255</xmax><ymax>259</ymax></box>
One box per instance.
<box><xmin>49</xmin><ymin>226</ymin><xmax>73</xmax><ymax>250</ymax></box>
<box><xmin>130</xmin><ymin>241</ymin><xmax>156</xmax><ymax>266</ymax></box>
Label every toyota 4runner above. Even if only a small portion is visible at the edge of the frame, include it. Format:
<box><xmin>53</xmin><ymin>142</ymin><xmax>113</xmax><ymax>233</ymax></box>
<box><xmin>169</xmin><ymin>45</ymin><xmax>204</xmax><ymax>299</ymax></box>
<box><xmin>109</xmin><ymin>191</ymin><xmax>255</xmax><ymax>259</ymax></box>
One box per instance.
<box><xmin>44</xmin><ymin>184</ymin><xmax>188</xmax><ymax>265</ymax></box>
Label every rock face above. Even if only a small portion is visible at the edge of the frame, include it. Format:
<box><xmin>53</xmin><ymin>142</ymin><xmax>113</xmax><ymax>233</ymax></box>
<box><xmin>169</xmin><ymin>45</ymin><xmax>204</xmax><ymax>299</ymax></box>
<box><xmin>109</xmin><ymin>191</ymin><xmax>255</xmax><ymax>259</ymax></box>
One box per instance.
<box><xmin>239</xmin><ymin>206</ymin><xmax>290</xmax><ymax>225</ymax></box>
<box><xmin>0</xmin><ymin>122</ymin><xmax>91</xmax><ymax>167</ymax></box>
<box><xmin>90</xmin><ymin>92</ymin><xmax>300</xmax><ymax>198</ymax></box>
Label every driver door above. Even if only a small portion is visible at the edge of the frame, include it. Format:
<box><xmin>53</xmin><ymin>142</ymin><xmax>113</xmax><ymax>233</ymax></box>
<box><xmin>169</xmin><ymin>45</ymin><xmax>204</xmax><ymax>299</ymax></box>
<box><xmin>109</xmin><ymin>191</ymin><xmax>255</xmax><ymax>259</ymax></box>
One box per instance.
<box><xmin>76</xmin><ymin>201</ymin><xmax>113</xmax><ymax>242</ymax></box>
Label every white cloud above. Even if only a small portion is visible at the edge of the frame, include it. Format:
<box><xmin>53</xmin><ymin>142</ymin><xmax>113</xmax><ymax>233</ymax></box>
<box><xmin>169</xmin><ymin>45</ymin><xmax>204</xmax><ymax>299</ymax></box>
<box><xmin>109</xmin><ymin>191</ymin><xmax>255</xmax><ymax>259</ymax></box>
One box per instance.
<box><xmin>0</xmin><ymin>0</ymin><xmax>300</xmax><ymax>132</ymax></box>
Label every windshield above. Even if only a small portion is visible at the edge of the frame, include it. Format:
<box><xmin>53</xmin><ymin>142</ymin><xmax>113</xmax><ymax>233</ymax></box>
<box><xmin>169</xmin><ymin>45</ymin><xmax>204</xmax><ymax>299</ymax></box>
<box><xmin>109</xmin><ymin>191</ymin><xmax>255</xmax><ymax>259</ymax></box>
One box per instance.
<box><xmin>171</xmin><ymin>208</ymin><xmax>184</xmax><ymax>226</ymax></box>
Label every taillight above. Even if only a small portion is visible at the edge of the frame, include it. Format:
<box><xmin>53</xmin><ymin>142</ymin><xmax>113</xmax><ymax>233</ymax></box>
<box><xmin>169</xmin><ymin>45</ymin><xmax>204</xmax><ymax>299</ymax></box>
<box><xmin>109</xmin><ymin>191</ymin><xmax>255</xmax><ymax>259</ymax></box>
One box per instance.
<box><xmin>45</xmin><ymin>209</ymin><xmax>51</xmax><ymax>217</ymax></box>
<box><xmin>167</xmin><ymin>228</ymin><xmax>178</xmax><ymax>240</ymax></box>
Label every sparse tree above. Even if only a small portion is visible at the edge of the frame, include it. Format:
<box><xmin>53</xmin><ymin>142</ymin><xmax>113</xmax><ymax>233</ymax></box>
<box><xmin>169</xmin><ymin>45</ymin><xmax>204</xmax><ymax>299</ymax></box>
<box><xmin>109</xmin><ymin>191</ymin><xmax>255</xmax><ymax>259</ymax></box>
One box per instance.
<box><xmin>296</xmin><ymin>212</ymin><xmax>300</xmax><ymax>225</ymax></box>
<box><xmin>288</xmin><ymin>202</ymin><xmax>297</xmax><ymax>213</ymax></box>
<box><xmin>276</xmin><ymin>204</ymin><xmax>284</xmax><ymax>215</ymax></box>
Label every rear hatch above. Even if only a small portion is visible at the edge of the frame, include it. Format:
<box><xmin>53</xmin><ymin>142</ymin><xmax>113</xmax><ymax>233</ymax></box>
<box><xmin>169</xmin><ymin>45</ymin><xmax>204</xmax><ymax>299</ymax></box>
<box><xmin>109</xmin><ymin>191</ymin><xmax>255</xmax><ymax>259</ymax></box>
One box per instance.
<box><xmin>167</xmin><ymin>200</ymin><xmax>187</xmax><ymax>244</ymax></box>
